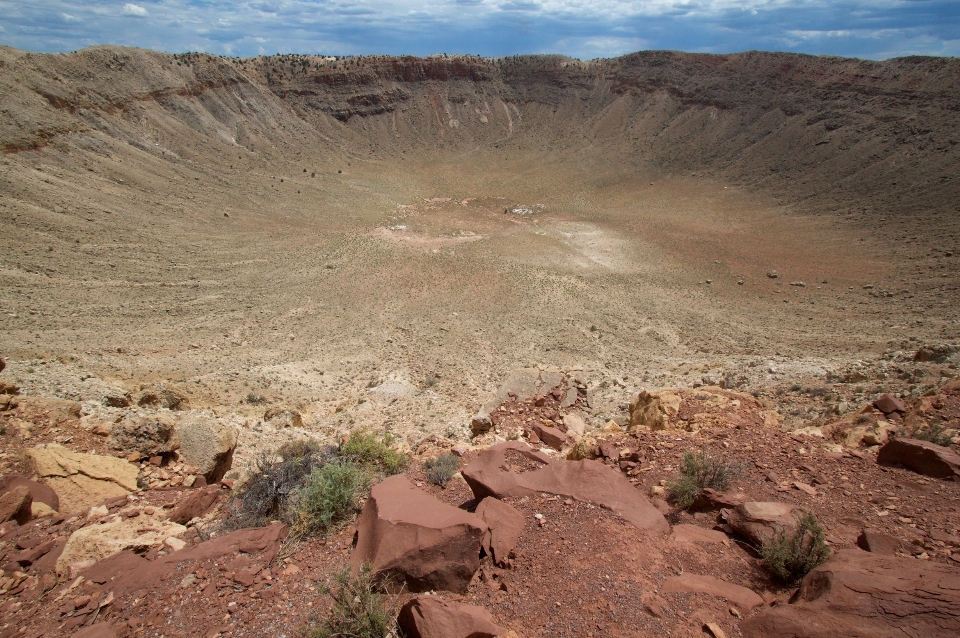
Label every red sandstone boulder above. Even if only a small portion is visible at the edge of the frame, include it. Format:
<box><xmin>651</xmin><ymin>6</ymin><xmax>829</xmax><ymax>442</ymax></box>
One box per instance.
<box><xmin>530</xmin><ymin>423</ymin><xmax>568</xmax><ymax>450</ymax></box>
<box><xmin>398</xmin><ymin>595</ymin><xmax>506</xmax><ymax>638</ymax></box>
<box><xmin>168</xmin><ymin>484</ymin><xmax>221</xmax><ymax>524</ymax></box>
<box><xmin>873</xmin><ymin>393</ymin><xmax>906</xmax><ymax>415</ymax></box>
<box><xmin>856</xmin><ymin>528</ymin><xmax>902</xmax><ymax>555</ymax></box>
<box><xmin>351</xmin><ymin>475</ymin><xmax>487</xmax><ymax>593</ymax></box>
<box><xmin>741</xmin><ymin>549</ymin><xmax>960</xmax><ymax>638</ymax></box>
<box><xmin>725</xmin><ymin>501</ymin><xmax>802</xmax><ymax>546</ymax></box>
<box><xmin>462</xmin><ymin>442</ymin><xmax>668</xmax><ymax>534</ymax></box>
<box><xmin>663</xmin><ymin>573</ymin><xmax>764</xmax><ymax>611</ymax></box>
<box><xmin>475</xmin><ymin>497</ymin><xmax>524</xmax><ymax>567</ymax></box>
<box><xmin>0</xmin><ymin>486</ymin><xmax>32</xmax><ymax>525</ymax></box>
<box><xmin>690</xmin><ymin>488</ymin><xmax>746</xmax><ymax>512</ymax></box>
<box><xmin>0</xmin><ymin>474</ymin><xmax>59</xmax><ymax>512</ymax></box>
<box><xmin>876</xmin><ymin>437</ymin><xmax>960</xmax><ymax>480</ymax></box>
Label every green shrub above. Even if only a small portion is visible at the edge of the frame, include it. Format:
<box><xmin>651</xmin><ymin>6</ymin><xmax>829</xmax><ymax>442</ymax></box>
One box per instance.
<box><xmin>225</xmin><ymin>446</ymin><xmax>326</xmax><ymax>530</ymax></box>
<box><xmin>667</xmin><ymin>450</ymin><xmax>741</xmax><ymax>510</ymax></box>
<box><xmin>308</xmin><ymin>564</ymin><xmax>395</xmax><ymax>638</ymax></box>
<box><xmin>761</xmin><ymin>512</ymin><xmax>831</xmax><ymax>583</ymax></box>
<box><xmin>424</xmin><ymin>454</ymin><xmax>459</xmax><ymax>487</ymax></box>
<box><xmin>340</xmin><ymin>430</ymin><xmax>409</xmax><ymax>475</ymax></box>
<box><xmin>909</xmin><ymin>421</ymin><xmax>954</xmax><ymax>447</ymax></box>
<box><xmin>294</xmin><ymin>462</ymin><xmax>367</xmax><ymax>536</ymax></box>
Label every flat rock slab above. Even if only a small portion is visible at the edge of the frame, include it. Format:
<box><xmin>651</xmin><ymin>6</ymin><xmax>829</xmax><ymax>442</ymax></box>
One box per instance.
<box><xmin>0</xmin><ymin>474</ymin><xmax>59</xmax><ymax>511</ymax></box>
<box><xmin>663</xmin><ymin>573</ymin><xmax>764</xmax><ymax>611</ymax></box>
<box><xmin>741</xmin><ymin>549</ymin><xmax>960</xmax><ymax>638</ymax></box>
<box><xmin>670</xmin><ymin>524</ymin><xmax>729</xmax><ymax>545</ymax></box>
<box><xmin>877</xmin><ymin>437</ymin><xmax>960</xmax><ymax>480</ymax></box>
<box><xmin>398</xmin><ymin>595</ymin><xmax>506</xmax><ymax>638</ymax></box>
<box><xmin>462</xmin><ymin>442</ymin><xmax>668</xmax><ymax>534</ymax></box>
<box><xmin>352</xmin><ymin>475</ymin><xmax>487</xmax><ymax>593</ymax></box>
<box><xmin>856</xmin><ymin>528</ymin><xmax>901</xmax><ymax>555</ymax></box>
<box><xmin>475</xmin><ymin>497</ymin><xmax>525</xmax><ymax>567</ymax></box>
<box><xmin>27</xmin><ymin>444</ymin><xmax>139</xmax><ymax>515</ymax></box>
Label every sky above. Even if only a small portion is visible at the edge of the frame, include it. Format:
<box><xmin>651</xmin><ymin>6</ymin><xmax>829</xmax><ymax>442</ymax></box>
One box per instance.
<box><xmin>1</xmin><ymin>1</ymin><xmax>958</xmax><ymax>60</ymax></box>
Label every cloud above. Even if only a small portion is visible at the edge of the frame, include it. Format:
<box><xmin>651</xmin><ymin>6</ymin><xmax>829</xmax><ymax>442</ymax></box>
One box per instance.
<box><xmin>0</xmin><ymin>0</ymin><xmax>956</xmax><ymax>60</ymax></box>
<box><xmin>121</xmin><ymin>3</ymin><xmax>148</xmax><ymax>17</ymax></box>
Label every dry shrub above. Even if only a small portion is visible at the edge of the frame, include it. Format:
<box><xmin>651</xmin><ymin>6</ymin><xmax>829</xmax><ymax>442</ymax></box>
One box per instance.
<box><xmin>761</xmin><ymin>512</ymin><xmax>831</xmax><ymax>583</ymax></box>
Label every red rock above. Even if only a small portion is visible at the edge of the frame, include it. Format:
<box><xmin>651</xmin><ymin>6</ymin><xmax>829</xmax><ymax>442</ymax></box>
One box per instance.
<box><xmin>690</xmin><ymin>488</ymin><xmax>746</xmax><ymax>512</ymax></box>
<box><xmin>0</xmin><ymin>474</ymin><xmax>59</xmax><ymax>511</ymax></box>
<box><xmin>352</xmin><ymin>475</ymin><xmax>487</xmax><ymax>593</ymax></box>
<box><xmin>397</xmin><ymin>595</ymin><xmax>506</xmax><ymax>638</ymax></box>
<box><xmin>71</xmin><ymin>623</ymin><xmax>118</xmax><ymax>638</ymax></box>
<box><xmin>793</xmin><ymin>481</ymin><xmax>818</xmax><ymax>496</ymax></box>
<box><xmin>168</xmin><ymin>485</ymin><xmax>221</xmax><ymax>524</ymax></box>
<box><xmin>856</xmin><ymin>529</ymin><xmax>901</xmax><ymax>555</ymax></box>
<box><xmin>873</xmin><ymin>394</ymin><xmax>907</xmax><ymax>414</ymax></box>
<box><xmin>663</xmin><ymin>573</ymin><xmax>764</xmax><ymax>611</ymax></box>
<box><xmin>475</xmin><ymin>497</ymin><xmax>524</xmax><ymax>567</ymax></box>
<box><xmin>726</xmin><ymin>502</ymin><xmax>802</xmax><ymax>546</ymax></box>
<box><xmin>31</xmin><ymin>538</ymin><xmax>67</xmax><ymax>574</ymax></box>
<box><xmin>597</xmin><ymin>441</ymin><xmax>620</xmax><ymax>461</ymax></box>
<box><xmin>462</xmin><ymin>442</ymin><xmax>669</xmax><ymax>534</ymax></box>
<box><xmin>0</xmin><ymin>486</ymin><xmax>32</xmax><ymax>524</ymax></box>
<box><xmin>83</xmin><ymin>551</ymin><xmax>151</xmax><ymax>585</ymax></box>
<box><xmin>12</xmin><ymin>539</ymin><xmax>56</xmax><ymax>567</ymax></box>
<box><xmin>741</xmin><ymin>549</ymin><xmax>960</xmax><ymax>638</ymax></box>
<box><xmin>669</xmin><ymin>524</ymin><xmax>729</xmax><ymax>545</ymax></box>
<box><xmin>530</xmin><ymin>423</ymin><xmax>568</xmax><ymax>450</ymax></box>
<box><xmin>877</xmin><ymin>437</ymin><xmax>960</xmax><ymax>480</ymax></box>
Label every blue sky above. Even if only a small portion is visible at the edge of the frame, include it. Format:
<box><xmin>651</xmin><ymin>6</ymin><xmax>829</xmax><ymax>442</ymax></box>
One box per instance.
<box><xmin>1</xmin><ymin>1</ymin><xmax>958</xmax><ymax>60</ymax></box>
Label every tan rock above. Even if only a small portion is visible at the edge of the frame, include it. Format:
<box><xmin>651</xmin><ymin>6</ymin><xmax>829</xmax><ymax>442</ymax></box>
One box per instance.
<box><xmin>56</xmin><ymin>510</ymin><xmax>186</xmax><ymax>577</ymax></box>
<box><xmin>175</xmin><ymin>416</ymin><xmax>238</xmax><ymax>482</ymax></box>
<box><xmin>629</xmin><ymin>387</ymin><xmax>780</xmax><ymax>432</ymax></box>
<box><xmin>15</xmin><ymin>397</ymin><xmax>81</xmax><ymax>424</ymax></box>
<box><xmin>27</xmin><ymin>445</ymin><xmax>139</xmax><ymax>515</ymax></box>
<box><xmin>663</xmin><ymin>573</ymin><xmax>764</xmax><ymax>611</ymax></box>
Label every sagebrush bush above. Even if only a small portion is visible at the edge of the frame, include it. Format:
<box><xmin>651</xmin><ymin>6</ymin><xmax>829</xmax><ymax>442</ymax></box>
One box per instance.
<box><xmin>340</xmin><ymin>430</ymin><xmax>409</xmax><ymax>475</ymax></box>
<box><xmin>294</xmin><ymin>462</ymin><xmax>367</xmax><ymax>536</ymax></box>
<box><xmin>908</xmin><ymin>422</ymin><xmax>955</xmax><ymax>447</ymax></box>
<box><xmin>667</xmin><ymin>450</ymin><xmax>741</xmax><ymax>509</ymax></box>
<box><xmin>308</xmin><ymin>564</ymin><xmax>395</xmax><ymax>638</ymax></box>
<box><xmin>761</xmin><ymin>512</ymin><xmax>831</xmax><ymax>583</ymax></box>
<box><xmin>424</xmin><ymin>454</ymin><xmax>459</xmax><ymax>486</ymax></box>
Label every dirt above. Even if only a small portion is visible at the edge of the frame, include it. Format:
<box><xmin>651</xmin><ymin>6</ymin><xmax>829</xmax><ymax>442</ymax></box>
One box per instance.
<box><xmin>0</xmin><ymin>45</ymin><xmax>959</xmax><ymax>637</ymax></box>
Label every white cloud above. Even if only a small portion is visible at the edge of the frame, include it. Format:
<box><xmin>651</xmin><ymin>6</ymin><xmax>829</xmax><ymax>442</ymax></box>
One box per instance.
<box><xmin>121</xmin><ymin>3</ymin><xmax>148</xmax><ymax>17</ymax></box>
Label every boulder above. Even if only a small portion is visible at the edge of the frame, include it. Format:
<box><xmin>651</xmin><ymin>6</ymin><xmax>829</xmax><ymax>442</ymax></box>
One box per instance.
<box><xmin>669</xmin><ymin>524</ymin><xmax>730</xmax><ymax>545</ymax></box>
<box><xmin>475</xmin><ymin>497</ymin><xmax>524</xmax><ymax>567</ymax></box>
<box><xmin>26</xmin><ymin>445</ymin><xmax>139</xmax><ymax>515</ymax></box>
<box><xmin>56</xmin><ymin>509</ymin><xmax>186</xmax><ymax>577</ymax></box>
<box><xmin>562</xmin><ymin>412</ymin><xmax>587</xmax><ymax>437</ymax></box>
<box><xmin>397</xmin><ymin>595</ymin><xmax>506</xmax><ymax>638</ymax></box>
<box><xmin>0</xmin><ymin>474</ymin><xmax>59</xmax><ymax>511</ymax></box>
<box><xmin>872</xmin><ymin>394</ymin><xmax>906</xmax><ymax>415</ymax></box>
<box><xmin>663</xmin><ymin>573</ymin><xmax>764</xmax><ymax>611</ymax></box>
<box><xmin>352</xmin><ymin>475</ymin><xmax>487</xmax><ymax>593</ymax></box>
<box><xmin>876</xmin><ymin>437</ymin><xmax>960</xmax><ymax>480</ymax></box>
<box><xmin>168</xmin><ymin>484</ymin><xmax>221</xmax><ymax>524</ymax></box>
<box><xmin>109</xmin><ymin>414</ymin><xmax>179</xmax><ymax>457</ymax></box>
<box><xmin>175</xmin><ymin>416</ymin><xmax>238</xmax><ymax>482</ymax></box>
<box><xmin>741</xmin><ymin>549</ymin><xmax>960</xmax><ymax>638</ymax></box>
<box><xmin>71</xmin><ymin>624</ymin><xmax>118</xmax><ymax>638</ymax></box>
<box><xmin>726</xmin><ymin>502</ymin><xmax>802</xmax><ymax>546</ymax></box>
<box><xmin>856</xmin><ymin>529</ymin><xmax>901</xmax><ymax>555</ymax></box>
<box><xmin>530</xmin><ymin>423</ymin><xmax>568</xmax><ymax>450</ymax></box>
<box><xmin>134</xmin><ymin>383</ymin><xmax>190</xmax><ymax>410</ymax></box>
<box><xmin>462</xmin><ymin>442</ymin><xmax>668</xmax><ymax>534</ymax></box>
<box><xmin>690</xmin><ymin>488</ymin><xmax>746</xmax><ymax>512</ymax></box>
<box><xmin>0</xmin><ymin>486</ymin><xmax>32</xmax><ymax>524</ymax></box>
<box><xmin>470</xmin><ymin>368</ymin><xmax>573</xmax><ymax>436</ymax></box>
<box><xmin>629</xmin><ymin>387</ymin><xmax>781</xmax><ymax>432</ymax></box>
<box><xmin>913</xmin><ymin>343</ymin><xmax>960</xmax><ymax>363</ymax></box>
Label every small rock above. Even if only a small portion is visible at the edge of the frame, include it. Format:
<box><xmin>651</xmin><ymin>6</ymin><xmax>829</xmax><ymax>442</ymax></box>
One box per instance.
<box><xmin>704</xmin><ymin>622</ymin><xmax>727</xmax><ymax>638</ymax></box>
<box><xmin>766</xmin><ymin>270</ymin><xmax>779</xmax><ymax>279</ymax></box>
<box><xmin>165</xmin><ymin>537</ymin><xmax>187</xmax><ymax>552</ymax></box>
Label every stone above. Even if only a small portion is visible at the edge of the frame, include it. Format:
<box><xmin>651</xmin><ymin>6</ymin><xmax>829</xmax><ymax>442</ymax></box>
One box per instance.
<box><xmin>165</xmin><ymin>537</ymin><xmax>187</xmax><ymax>551</ymax></box>
<box><xmin>562</xmin><ymin>413</ymin><xmax>586</xmax><ymax>437</ymax></box>
<box><xmin>690</xmin><ymin>488</ymin><xmax>746</xmax><ymax>512</ymax></box>
<box><xmin>703</xmin><ymin>623</ymin><xmax>727</xmax><ymax>638</ymax></box>
<box><xmin>597</xmin><ymin>441</ymin><xmax>620</xmax><ymax>461</ymax></box>
<box><xmin>133</xmin><ymin>383</ymin><xmax>190</xmax><ymax>410</ymax></box>
<box><xmin>913</xmin><ymin>343</ymin><xmax>960</xmax><ymax>363</ymax></box>
<box><xmin>877</xmin><ymin>437</ymin><xmax>960</xmax><ymax>480</ymax></box>
<box><xmin>109</xmin><ymin>414</ymin><xmax>179</xmax><ymax>457</ymax></box>
<box><xmin>664</xmin><ymin>573</ymin><xmax>764</xmax><ymax>611</ymax></box>
<box><xmin>262</xmin><ymin>407</ymin><xmax>304</xmax><ymax>429</ymax></box>
<box><xmin>873</xmin><ymin>394</ymin><xmax>906</xmax><ymax>415</ymax></box>
<box><xmin>15</xmin><ymin>397</ymin><xmax>81</xmax><ymax>424</ymax></box>
<box><xmin>56</xmin><ymin>509</ymin><xmax>186</xmax><ymax>577</ymax></box>
<box><xmin>27</xmin><ymin>445</ymin><xmax>139</xmax><ymax>515</ymax></box>
<box><xmin>462</xmin><ymin>442</ymin><xmax>668</xmax><ymax>534</ymax></box>
<box><xmin>475</xmin><ymin>497</ymin><xmax>524</xmax><ymax>567</ymax></box>
<box><xmin>530</xmin><ymin>423</ymin><xmax>569</xmax><ymax>450</ymax></box>
<box><xmin>168</xmin><ymin>484</ymin><xmax>221</xmax><ymax>524</ymax></box>
<box><xmin>352</xmin><ymin>475</ymin><xmax>487</xmax><ymax>593</ymax></box>
<box><xmin>397</xmin><ymin>595</ymin><xmax>506</xmax><ymax>638</ymax></box>
<box><xmin>669</xmin><ymin>524</ymin><xmax>730</xmax><ymax>545</ymax></box>
<box><xmin>175</xmin><ymin>416</ymin><xmax>238</xmax><ymax>483</ymax></box>
<box><xmin>726</xmin><ymin>502</ymin><xmax>802</xmax><ymax>546</ymax></box>
<box><xmin>0</xmin><ymin>475</ymin><xmax>58</xmax><ymax>514</ymax></box>
<box><xmin>629</xmin><ymin>387</ymin><xmax>781</xmax><ymax>432</ymax></box>
<box><xmin>0</xmin><ymin>486</ymin><xmax>33</xmax><ymax>524</ymax></box>
<box><xmin>740</xmin><ymin>549</ymin><xmax>960</xmax><ymax>638</ymax></box>
<box><xmin>856</xmin><ymin>528</ymin><xmax>901</xmax><ymax>555</ymax></box>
